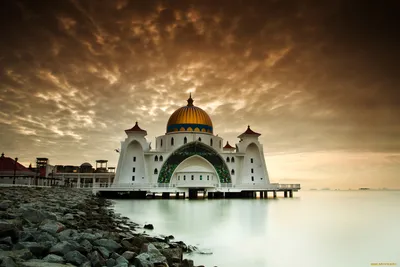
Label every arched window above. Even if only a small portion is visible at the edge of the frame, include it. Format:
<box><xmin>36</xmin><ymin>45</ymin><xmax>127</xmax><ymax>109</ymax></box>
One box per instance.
<box><xmin>133</xmin><ymin>157</ymin><xmax>136</xmax><ymax>162</ymax></box>
<box><xmin>210</xmin><ymin>139</ymin><xmax>213</xmax><ymax>146</ymax></box>
<box><xmin>171</xmin><ymin>137</ymin><xmax>174</xmax><ymax>146</ymax></box>
<box><xmin>154</xmin><ymin>168</ymin><xmax>158</xmax><ymax>175</ymax></box>
<box><xmin>251</xmin><ymin>168</ymin><xmax>254</xmax><ymax>173</ymax></box>
<box><xmin>183</xmin><ymin>175</ymin><xmax>186</xmax><ymax>180</ymax></box>
<box><xmin>200</xmin><ymin>175</ymin><xmax>203</xmax><ymax>180</ymax></box>
<box><xmin>231</xmin><ymin>157</ymin><xmax>235</xmax><ymax>163</ymax></box>
<box><xmin>226</xmin><ymin>157</ymin><xmax>230</xmax><ymax>163</ymax></box>
<box><xmin>231</xmin><ymin>169</ymin><xmax>235</xmax><ymax>175</ymax></box>
<box><xmin>154</xmin><ymin>155</ymin><xmax>158</xmax><ymax>161</ymax></box>
<box><xmin>161</xmin><ymin>139</ymin><xmax>163</xmax><ymax>147</ymax></box>
<box><xmin>251</xmin><ymin>176</ymin><xmax>254</xmax><ymax>181</ymax></box>
<box><xmin>191</xmin><ymin>175</ymin><xmax>194</xmax><ymax>180</ymax></box>
<box><xmin>198</xmin><ymin>137</ymin><xmax>201</xmax><ymax>142</ymax></box>
<box><xmin>250</xmin><ymin>158</ymin><xmax>253</xmax><ymax>163</ymax></box>
<box><xmin>132</xmin><ymin>167</ymin><xmax>135</xmax><ymax>172</ymax></box>
<box><xmin>184</xmin><ymin>137</ymin><xmax>187</xmax><ymax>144</ymax></box>
<box><xmin>159</xmin><ymin>155</ymin><xmax>163</xmax><ymax>161</ymax></box>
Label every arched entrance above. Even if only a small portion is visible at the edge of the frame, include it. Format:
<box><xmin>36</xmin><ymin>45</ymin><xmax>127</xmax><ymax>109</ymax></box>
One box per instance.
<box><xmin>158</xmin><ymin>141</ymin><xmax>231</xmax><ymax>184</ymax></box>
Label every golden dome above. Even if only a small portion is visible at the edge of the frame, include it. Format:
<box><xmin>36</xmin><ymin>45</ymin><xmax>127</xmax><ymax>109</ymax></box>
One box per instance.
<box><xmin>166</xmin><ymin>95</ymin><xmax>213</xmax><ymax>134</ymax></box>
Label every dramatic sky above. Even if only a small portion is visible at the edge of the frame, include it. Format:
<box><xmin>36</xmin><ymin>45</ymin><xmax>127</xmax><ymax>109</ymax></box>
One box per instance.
<box><xmin>1</xmin><ymin>0</ymin><xmax>399</xmax><ymax>189</ymax></box>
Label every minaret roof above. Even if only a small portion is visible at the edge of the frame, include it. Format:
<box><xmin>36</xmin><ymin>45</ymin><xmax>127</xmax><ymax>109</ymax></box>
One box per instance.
<box><xmin>125</xmin><ymin>122</ymin><xmax>147</xmax><ymax>135</ymax></box>
<box><xmin>238</xmin><ymin>125</ymin><xmax>261</xmax><ymax>138</ymax></box>
<box><xmin>223</xmin><ymin>141</ymin><xmax>235</xmax><ymax>149</ymax></box>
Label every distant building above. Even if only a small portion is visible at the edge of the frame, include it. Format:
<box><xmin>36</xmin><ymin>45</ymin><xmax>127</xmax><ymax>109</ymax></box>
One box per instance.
<box><xmin>0</xmin><ymin>153</ymin><xmax>35</xmax><ymax>185</ymax></box>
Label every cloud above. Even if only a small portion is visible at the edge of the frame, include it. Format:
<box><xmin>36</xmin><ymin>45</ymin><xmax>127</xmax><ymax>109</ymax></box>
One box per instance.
<box><xmin>0</xmin><ymin>0</ymin><xmax>399</xmax><ymax>187</ymax></box>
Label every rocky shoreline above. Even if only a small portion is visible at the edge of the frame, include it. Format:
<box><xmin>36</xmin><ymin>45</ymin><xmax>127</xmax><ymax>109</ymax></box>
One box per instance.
<box><xmin>0</xmin><ymin>187</ymin><xmax>203</xmax><ymax>267</ymax></box>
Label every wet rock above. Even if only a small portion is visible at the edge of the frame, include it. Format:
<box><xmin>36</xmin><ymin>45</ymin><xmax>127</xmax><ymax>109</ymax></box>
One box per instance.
<box><xmin>42</xmin><ymin>254</ymin><xmax>65</xmax><ymax>264</ymax></box>
<box><xmin>182</xmin><ymin>259</ymin><xmax>194</xmax><ymax>267</ymax></box>
<box><xmin>0</xmin><ymin>248</ymin><xmax>33</xmax><ymax>261</ymax></box>
<box><xmin>14</xmin><ymin>241</ymin><xmax>47</xmax><ymax>257</ymax></box>
<box><xmin>88</xmin><ymin>251</ymin><xmax>105</xmax><ymax>267</ymax></box>
<box><xmin>121</xmin><ymin>250</ymin><xmax>136</xmax><ymax>261</ymax></box>
<box><xmin>144</xmin><ymin>224</ymin><xmax>154</xmax><ymax>230</ymax></box>
<box><xmin>93</xmin><ymin>238</ymin><xmax>122</xmax><ymax>252</ymax></box>
<box><xmin>134</xmin><ymin>253</ymin><xmax>153</xmax><ymax>267</ymax></box>
<box><xmin>64</xmin><ymin>250</ymin><xmax>88</xmax><ymax>266</ymax></box>
<box><xmin>0</xmin><ymin>201</ymin><xmax>12</xmax><ymax>211</ymax></box>
<box><xmin>0</xmin><ymin>220</ymin><xmax>20</xmax><ymax>242</ymax></box>
<box><xmin>39</xmin><ymin>220</ymin><xmax>65</xmax><ymax>234</ymax></box>
<box><xmin>62</xmin><ymin>214</ymin><xmax>74</xmax><ymax>220</ymax></box>
<box><xmin>116</xmin><ymin>255</ymin><xmax>129</xmax><ymax>265</ymax></box>
<box><xmin>0</xmin><ymin>256</ymin><xmax>16</xmax><ymax>267</ymax></box>
<box><xmin>106</xmin><ymin>258</ymin><xmax>116</xmax><ymax>267</ymax></box>
<box><xmin>80</xmin><ymin>239</ymin><xmax>93</xmax><ymax>254</ymax></box>
<box><xmin>0</xmin><ymin>236</ymin><xmax>12</xmax><ymax>246</ymax></box>
<box><xmin>160</xmin><ymin>248</ymin><xmax>183</xmax><ymax>266</ymax></box>
<box><xmin>94</xmin><ymin>245</ymin><xmax>110</xmax><ymax>259</ymax></box>
<box><xmin>49</xmin><ymin>241</ymin><xmax>78</xmax><ymax>256</ymax></box>
<box><xmin>57</xmin><ymin>229</ymin><xmax>78</xmax><ymax>241</ymax></box>
<box><xmin>140</xmin><ymin>243</ymin><xmax>168</xmax><ymax>266</ymax></box>
<box><xmin>19</xmin><ymin>259</ymin><xmax>71</xmax><ymax>267</ymax></box>
<box><xmin>19</xmin><ymin>208</ymin><xmax>57</xmax><ymax>224</ymax></box>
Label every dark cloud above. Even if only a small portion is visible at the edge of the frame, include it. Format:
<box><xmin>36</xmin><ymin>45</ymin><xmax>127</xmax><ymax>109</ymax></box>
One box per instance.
<box><xmin>0</xmin><ymin>0</ymin><xmax>399</xmax><ymax>187</ymax></box>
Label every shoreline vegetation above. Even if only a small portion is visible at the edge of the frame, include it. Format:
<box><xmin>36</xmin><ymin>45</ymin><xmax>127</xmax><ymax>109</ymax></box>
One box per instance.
<box><xmin>0</xmin><ymin>187</ymin><xmax>205</xmax><ymax>267</ymax></box>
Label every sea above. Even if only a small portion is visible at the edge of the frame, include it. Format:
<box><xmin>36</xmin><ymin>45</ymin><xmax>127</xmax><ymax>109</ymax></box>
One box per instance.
<box><xmin>112</xmin><ymin>190</ymin><xmax>400</xmax><ymax>267</ymax></box>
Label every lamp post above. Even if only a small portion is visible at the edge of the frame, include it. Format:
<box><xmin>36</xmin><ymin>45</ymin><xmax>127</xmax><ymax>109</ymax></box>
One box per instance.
<box><xmin>13</xmin><ymin>157</ymin><xmax>18</xmax><ymax>184</ymax></box>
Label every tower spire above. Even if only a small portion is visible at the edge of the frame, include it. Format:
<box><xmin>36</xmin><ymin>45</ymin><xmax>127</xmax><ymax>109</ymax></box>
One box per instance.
<box><xmin>187</xmin><ymin>93</ymin><xmax>194</xmax><ymax>106</ymax></box>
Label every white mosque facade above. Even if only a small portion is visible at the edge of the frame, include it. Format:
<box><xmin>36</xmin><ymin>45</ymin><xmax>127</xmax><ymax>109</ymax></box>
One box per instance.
<box><xmin>114</xmin><ymin>95</ymin><xmax>276</xmax><ymax>192</ymax></box>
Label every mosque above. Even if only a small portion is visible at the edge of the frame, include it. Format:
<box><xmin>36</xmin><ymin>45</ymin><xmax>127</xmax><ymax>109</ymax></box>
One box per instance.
<box><xmin>111</xmin><ymin>95</ymin><xmax>299</xmax><ymax>198</ymax></box>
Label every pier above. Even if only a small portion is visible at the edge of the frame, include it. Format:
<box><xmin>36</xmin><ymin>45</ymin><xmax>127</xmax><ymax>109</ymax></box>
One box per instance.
<box><xmin>93</xmin><ymin>183</ymin><xmax>301</xmax><ymax>199</ymax></box>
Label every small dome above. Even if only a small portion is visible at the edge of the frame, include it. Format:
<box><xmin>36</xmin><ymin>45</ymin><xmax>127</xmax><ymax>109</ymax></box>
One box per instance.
<box><xmin>166</xmin><ymin>94</ymin><xmax>213</xmax><ymax>134</ymax></box>
<box><xmin>80</xmin><ymin>162</ymin><xmax>92</xmax><ymax>167</ymax></box>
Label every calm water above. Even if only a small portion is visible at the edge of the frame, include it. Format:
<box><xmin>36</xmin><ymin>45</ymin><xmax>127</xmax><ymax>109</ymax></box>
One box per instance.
<box><xmin>112</xmin><ymin>191</ymin><xmax>400</xmax><ymax>267</ymax></box>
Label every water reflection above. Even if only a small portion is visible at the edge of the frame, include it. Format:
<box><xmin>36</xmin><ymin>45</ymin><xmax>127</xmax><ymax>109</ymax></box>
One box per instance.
<box><xmin>113</xmin><ymin>191</ymin><xmax>400</xmax><ymax>267</ymax></box>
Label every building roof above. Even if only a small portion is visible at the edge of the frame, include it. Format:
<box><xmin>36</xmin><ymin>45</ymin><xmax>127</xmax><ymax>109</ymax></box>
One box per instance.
<box><xmin>166</xmin><ymin>94</ymin><xmax>213</xmax><ymax>134</ymax></box>
<box><xmin>0</xmin><ymin>153</ymin><xmax>35</xmax><ymax>176</ymax></box>
<box><xmin>223</xmin><ymin>141</ymin><xmax>235</xmax><ymax>149</ymax></box>
<box><xmin>238</xmin><ymin>125</ymin><xmax>261</xmax><ymax>138</ymax></box>
<box><xmin>125</xmin><ymin>122</ymin><xmax>147</xmax><ymax>135</ymax></box>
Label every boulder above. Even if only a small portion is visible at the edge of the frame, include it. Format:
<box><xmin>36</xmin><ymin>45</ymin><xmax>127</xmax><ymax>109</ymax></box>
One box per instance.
<box><xmin>134</xmin><ymin>253</ymin><xmax>153</xmax><ymax>267</ymax></box>
<box><xmin>116</xmin><ymin>255</ymin><xmax>129</xmax><ymax>265</ymax></box>
<box><xmin>0</xmin><ymin>201</ymin><xmax>12</xmax><ymax>211</ymax></box>
<box><xmin>105</xmin><ymin>258</ymin><xmax>116</xmax><ymax>267</ymax></box>
<box><xmin>88</xmin><ymin>251</ymin><xmax>105</xmax><ymax>267</ymax></box>
<box><xmin>0</xmin><ymin>248</ymin><xmax>33</xmax><ymax>261</ymax></box>
<box><xmin>0</xmin><ymin>236</ymin><xmax>13</xmax><ymax>246</ymax></box>
<box><xmin>42</xmin><ymin>254</ymin><xmax>65</xmax><ymax>264</ymax></box>
<box><xmin>0</xmin><ymin>256</ymin><xmax>16</xmax><ymax>267</ymax></box>
<box><xmin>57</xmin><ymin>229</ymin><xmax>78</xmax><ymax>241</ymax></box>
<box><xmin>160</xmin><ymin>248</ymin><xmax>183</xmax><ymax>266</ymax></box>
<box><xmin>19</xmin><ymin>259</ymin><xmax>72</xmax><ymax>267</ymax></box>
<box><xmin>79</xmin><ymin>239</ymin><xmax>93</xmax><ymax>254</ymax></box>
<box><xmin>93</xmin><ymin>238</ymin><xmax>122</xmax><ymax>252</ymax></box>
<box><xmin>143</xmin><ymin>224</ymin><xmax>154</xmax><ymax>230</ymax></box>
<box><xmin>19</xmin><ymin>208</ymin><xmax>57</xmax><ymax>224</ymax></box>
<box><xmin>34</xmin><ymin>231</ymin><xmax>58</xmax><ymax>245</ymax></box>
<box><xmin>14</xmin><ymin>242</ymin><xmax>47</xmax><ymax>257</ymax></box>
<box><xmin>139</xmin><ymin>243</ymin><xmax>168</xmax><ymax>266</ymax></box>
<box><xmin>94</xmin><ymin>245</ymin><xmax>110</xmax><ymax>259</ymax></box>
<box><xmin>0</xmin><ymin>220</ymin><xmax>21</xmax><ymax>242</ymax></box>
<box><xmin>62</xmin><ymin>214</ymin><xmax>74</xmax><ymax>220</ymax></box>
<box><xmin>49</xmin><ymin>241</ymin><xmax>78</xmax><ymax>256</ymax></box>
<box><xmin>39</xmin><ymin>220</ymin><xmax>65</xmax><ymax>234</ymax></box>
<box><xmin>181</xmin><ymin>259</ymin><xmax>194</xmax><ymax>267</ymax></box>
<box><xmin>121</xmin><ymin>250</ymin><xmax>136</xmax><ymax>261</ymax></box>
<box><xmin>64</xmin><ymin>250</ymin><xmax>88</xmax><ymax>266</ymax></box>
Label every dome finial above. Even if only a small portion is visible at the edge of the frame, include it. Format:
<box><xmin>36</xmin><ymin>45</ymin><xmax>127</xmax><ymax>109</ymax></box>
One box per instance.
<box><xmin>187</xmin><ymin>93</ymin><xmax>194</xmax><ymax>106</ymax></box>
